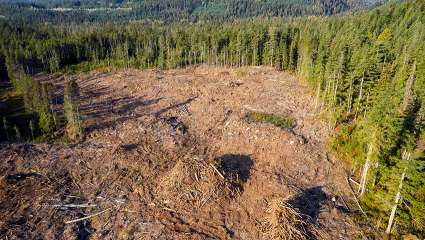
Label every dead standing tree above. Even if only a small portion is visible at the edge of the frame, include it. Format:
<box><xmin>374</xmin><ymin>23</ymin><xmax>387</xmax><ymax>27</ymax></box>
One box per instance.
<box><xmin>385</xmin><ymin>151</ymin><xmax>410</xmax><ymax>234</ymax></box>
<box><xmin>359</xmin><ymin>129</ymin><xmax>378</xmax><ymax>197</ymax></box>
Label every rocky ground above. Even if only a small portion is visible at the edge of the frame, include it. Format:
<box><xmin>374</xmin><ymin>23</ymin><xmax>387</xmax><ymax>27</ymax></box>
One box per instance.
<box><xmin>0</xmin><ymin>65</ymin><xmax>368</xmax><ymax>239</ymax></box>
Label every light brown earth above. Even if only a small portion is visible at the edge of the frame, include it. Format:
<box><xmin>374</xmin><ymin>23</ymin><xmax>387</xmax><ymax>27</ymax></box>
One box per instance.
<box><xmin>0</xmin><ymin>65</ymin><xmax>369</xmax><ymax>239</ymax></box>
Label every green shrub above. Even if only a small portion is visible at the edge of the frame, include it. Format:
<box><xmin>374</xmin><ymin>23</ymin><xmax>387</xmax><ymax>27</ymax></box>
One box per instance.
<box><xmin>246</xmin><ymin>111</ymin><xmax>296</xmax><ymax>129</ymax></box>
<box><xmin>39</xmin><ymin>111</ymin><xmax>55</xmax><ymax>133</ymax></box>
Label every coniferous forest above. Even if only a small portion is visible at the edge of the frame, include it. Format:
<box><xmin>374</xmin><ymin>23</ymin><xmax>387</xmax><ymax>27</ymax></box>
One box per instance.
<box><xmin>0</xmin><ymin>0</ymin><xmax>424</xmax><ymax>238</ymax></box>
<box><xmin>0</xmin><ymin>0</ymin><xmax>385</xmax><ymax>23</ymax></box>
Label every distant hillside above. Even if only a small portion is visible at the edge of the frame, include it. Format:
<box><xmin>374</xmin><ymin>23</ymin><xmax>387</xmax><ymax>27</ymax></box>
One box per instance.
<box><xmin>0</xmin><ymin>0</ymin><xmax>387</xmax><ymax>23</ymax></box>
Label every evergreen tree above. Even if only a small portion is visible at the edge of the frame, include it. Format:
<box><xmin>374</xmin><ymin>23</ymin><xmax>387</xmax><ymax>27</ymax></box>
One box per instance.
<box><xmin>64</xmin><ymin>77</ymin><xmax>83</xmax><ymax>141</ymax></box>
<box><xmin>38</xmin><ymin>83</ymin><xmax>55</xmax><ymax>133</ymax></box>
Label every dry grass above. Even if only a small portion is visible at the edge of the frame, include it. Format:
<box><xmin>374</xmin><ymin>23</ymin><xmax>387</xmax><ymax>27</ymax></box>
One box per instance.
<box><xmin>262</xmin><ymin>198</ymin><xmax>310</xmax><ymax>240</ymax></box>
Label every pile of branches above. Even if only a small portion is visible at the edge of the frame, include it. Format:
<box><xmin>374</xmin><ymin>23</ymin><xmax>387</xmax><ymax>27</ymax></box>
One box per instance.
<box><xmin>156</xmin><ymin>154</ymin><xmax>234</xmax><ymax>210</ymax></box>
<box><xmin>262</xmin><ymin>198</ymin><xmax>322</xmax><ymax>240</ymax></box>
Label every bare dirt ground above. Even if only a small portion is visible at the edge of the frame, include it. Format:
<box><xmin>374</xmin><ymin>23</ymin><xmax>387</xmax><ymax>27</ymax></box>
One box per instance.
<box><xmin>0</xmin><ymin>65</ymin><xmax>364</xmax><ymax>239</ymax></box>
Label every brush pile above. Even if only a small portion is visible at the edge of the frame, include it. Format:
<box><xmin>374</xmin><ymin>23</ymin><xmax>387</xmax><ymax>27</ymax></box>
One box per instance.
<box><xmin>262</xmin><ymin>198</ymin><xmax>311</xmax><ymax>240</ymax></box>
<box><xmin>156</xmin><ymin>154</ymin><xmax>234</xmax><ymax>210</ymax></box>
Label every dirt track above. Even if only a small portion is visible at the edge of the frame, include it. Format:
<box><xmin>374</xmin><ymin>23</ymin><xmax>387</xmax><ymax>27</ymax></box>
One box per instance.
<box><xmin>0</xmin><ymin>66</ymin><xmax>362</xmax><ymax>239</ymax></box>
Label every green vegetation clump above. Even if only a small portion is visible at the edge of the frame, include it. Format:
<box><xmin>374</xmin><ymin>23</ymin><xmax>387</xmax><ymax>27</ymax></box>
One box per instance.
<box><xmin>246</xmin><ymin>111</ymin><xmax>295</xmax><ymax>129</ymax></box>
<box><xmin>38</xmin><ymin>83</ymin><xmax>56</xmax><ymax>133</ymax></box>
<box><xmin>1</xmin><ymin>85</ymin><xmax>36</xmax><ymax>142</ymax></box>
<box><xmin>1</xmin><ymin>71</ymin><xmax>56</xmax><ymax>142</ymax></box>
<box><xmin>64</xmin><ymin>78</ymin><xmax>83</xmax><ymax>141</ymax></box>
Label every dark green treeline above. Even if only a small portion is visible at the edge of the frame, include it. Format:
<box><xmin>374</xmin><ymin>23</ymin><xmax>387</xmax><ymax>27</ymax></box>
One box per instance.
<box><xmin>0</xmin><ymin>0</ymin><xmax>379</xmax><ymax>24</ymax></box>
<box><xmin>0</xmin><ymin>0</ymin><xmax>424</xmax><ymax>237</ymax></box>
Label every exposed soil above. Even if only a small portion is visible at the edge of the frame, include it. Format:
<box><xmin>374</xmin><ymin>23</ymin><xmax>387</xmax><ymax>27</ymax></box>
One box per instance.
<box><xmin>0</xmin><ymin>65</ymin><xmax>365</xmax><ymax>239</ymax></box>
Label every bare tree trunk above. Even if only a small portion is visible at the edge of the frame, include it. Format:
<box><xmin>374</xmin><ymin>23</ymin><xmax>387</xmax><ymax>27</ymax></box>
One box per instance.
<box><xmin>372</xmin><ymin>162</ymin><xmax>379</xmax><ymax>188</ymax></box>
<box><xmin>325</xmin><ymin>76</ymin><xmax>331</xmax><ymax>104</ymax></box>
<box><xmin>347</xmin><ymin>78</ymin><xmax>354</xmax><ymax>113</ymax></box>
<box><xmin>401</xmin><ymin>61</ymin><xmax>417</xmax><ymax>113</ymax></box>
<box><xmin>314</xmin><ymin>81</ymin><xmax>321</xmax><ymax>110</ymax></box>
<box><xmin>359</xmin><ymin>142</ymin><xmax>374</xmax><ymax>196</ymax></box>
<box><xmin>271</xmin><ymin>47</ymin><xmax>274</xmax><ymax>67</ymax></box>
<box><xmin>334</xmin><ymin>73</ymin><xmax>339</xmax><ymax>105</ymax></box>
<box><xmin>355</xmin><ymin>74</ymin><xmax>365</xmax><ymax>119</ymax></box>
<box><xmin>386</xmin><ymin>152</ymin><xmax>410</xmax><ymax>234</ymax></box>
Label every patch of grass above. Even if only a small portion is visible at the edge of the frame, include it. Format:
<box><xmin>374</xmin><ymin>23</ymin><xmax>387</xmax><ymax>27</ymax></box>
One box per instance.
<box><xmin>246</xmin><ymin>111</ymin><xmax>295</xmax><ymax>129</ymax></box>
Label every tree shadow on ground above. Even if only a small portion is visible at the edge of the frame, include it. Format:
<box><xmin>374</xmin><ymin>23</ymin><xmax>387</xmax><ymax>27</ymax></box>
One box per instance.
<box><xmin>289</xmin><ymin>186</ymin><xmax>326</xmax><ymax>223</ymax></box>
<box><xmin>216</xmin><ymin>154</ymin><xmax>253</xmax><ymax>192</ymax></box>
<box><xmin>81</xmin><ymin>96</ymin><xmax>163</xmax><ymax>133</ymax></box>
<box><xmin>154</xmin><ymin>96</ymin><xmax>197</xmax><ymax>118</ymax></box>
<box><xmin>283</xmin><ymin>186</ymin><xmax>328</xmax><ymax>240</ymax></box>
